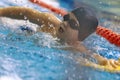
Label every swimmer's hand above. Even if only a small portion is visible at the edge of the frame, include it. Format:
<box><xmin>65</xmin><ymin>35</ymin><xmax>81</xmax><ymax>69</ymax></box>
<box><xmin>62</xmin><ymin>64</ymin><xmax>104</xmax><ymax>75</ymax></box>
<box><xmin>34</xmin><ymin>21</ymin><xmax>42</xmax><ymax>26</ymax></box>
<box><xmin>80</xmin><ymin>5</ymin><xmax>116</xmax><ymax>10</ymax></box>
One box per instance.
<box><xmin>85</xmin><ymin>54</ymin><xmax>120</xmax><ymax>72</ymax></box>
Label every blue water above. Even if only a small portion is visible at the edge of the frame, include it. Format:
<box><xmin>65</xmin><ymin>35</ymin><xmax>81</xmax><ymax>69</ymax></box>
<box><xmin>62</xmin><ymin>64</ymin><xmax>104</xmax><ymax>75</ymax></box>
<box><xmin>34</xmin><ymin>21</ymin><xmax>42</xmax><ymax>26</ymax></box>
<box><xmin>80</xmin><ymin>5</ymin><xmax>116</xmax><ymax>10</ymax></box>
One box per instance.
<box><xmin>0</xmin><ymin>0</ymin><xmax>120</xmax><ymax>80</ymax></box>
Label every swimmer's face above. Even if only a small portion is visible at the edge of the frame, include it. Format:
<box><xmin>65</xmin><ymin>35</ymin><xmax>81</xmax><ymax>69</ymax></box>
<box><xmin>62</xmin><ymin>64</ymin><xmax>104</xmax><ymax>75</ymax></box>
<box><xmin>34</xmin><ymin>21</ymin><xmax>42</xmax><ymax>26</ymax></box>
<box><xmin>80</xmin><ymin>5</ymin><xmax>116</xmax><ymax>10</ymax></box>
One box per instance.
<box><xmin>57</xmin><ymin>13</ymin><xmax>79</xmax><ymax>43</ymax></box>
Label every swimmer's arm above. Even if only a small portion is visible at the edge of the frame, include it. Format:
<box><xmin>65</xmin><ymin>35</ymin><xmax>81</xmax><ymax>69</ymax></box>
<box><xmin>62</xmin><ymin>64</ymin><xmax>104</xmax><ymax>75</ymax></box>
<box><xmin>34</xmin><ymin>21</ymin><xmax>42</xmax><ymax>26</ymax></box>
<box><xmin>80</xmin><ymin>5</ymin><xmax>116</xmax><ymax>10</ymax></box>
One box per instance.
<box><xmin>73</xmin><ymin>42</ymin><xmax>92</xmax><ymax>54</ymax></box>
<box><xmin>0</xmin><ymin>6</ymin><xmax>61</xmax><ymax>30</ymax></box>
<box><xmin>79</xmin><ymin>46</ymin><xmax>120</xmax><ymax>71</ymax></box>
<box><xmin>75</xmin><ymin>42</ymin><xmax>120</xmax><ymax>71</ymax></box>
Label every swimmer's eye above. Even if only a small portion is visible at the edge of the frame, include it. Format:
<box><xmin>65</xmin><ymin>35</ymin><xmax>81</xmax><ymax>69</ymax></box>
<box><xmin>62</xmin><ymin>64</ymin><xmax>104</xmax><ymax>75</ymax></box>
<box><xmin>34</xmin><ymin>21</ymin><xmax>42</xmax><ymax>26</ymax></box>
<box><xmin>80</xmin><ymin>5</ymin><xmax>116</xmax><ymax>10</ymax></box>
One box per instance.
<box><xmin>59</xmin><ymin>27</ymin><xmax>64</xmax><ymax>33</ymax></box>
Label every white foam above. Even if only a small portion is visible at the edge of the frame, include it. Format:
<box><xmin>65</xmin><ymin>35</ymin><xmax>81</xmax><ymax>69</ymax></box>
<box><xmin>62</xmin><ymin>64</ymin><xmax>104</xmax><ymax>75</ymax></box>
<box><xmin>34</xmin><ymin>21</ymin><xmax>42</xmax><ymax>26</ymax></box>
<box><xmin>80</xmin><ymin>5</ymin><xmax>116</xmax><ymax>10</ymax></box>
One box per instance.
<box><xmin>0</xmin><ymin>75</ymin><xmax>22</xmax><ymax>80</ymax></box>
<box><xmin>0</xmin><ymin>17</ymin><xmax>39</xmax><ymax>33</ymax></box>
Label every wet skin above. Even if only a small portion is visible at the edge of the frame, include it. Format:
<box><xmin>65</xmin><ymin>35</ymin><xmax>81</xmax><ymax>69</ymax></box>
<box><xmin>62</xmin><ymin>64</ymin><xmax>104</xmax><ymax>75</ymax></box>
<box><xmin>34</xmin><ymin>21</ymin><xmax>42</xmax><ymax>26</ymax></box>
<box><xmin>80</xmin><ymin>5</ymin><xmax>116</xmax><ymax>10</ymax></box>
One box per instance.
<box><xmin>0</xmin><ymin>6</ymin><xmax>120</xmax><ymax>72</ymax></box>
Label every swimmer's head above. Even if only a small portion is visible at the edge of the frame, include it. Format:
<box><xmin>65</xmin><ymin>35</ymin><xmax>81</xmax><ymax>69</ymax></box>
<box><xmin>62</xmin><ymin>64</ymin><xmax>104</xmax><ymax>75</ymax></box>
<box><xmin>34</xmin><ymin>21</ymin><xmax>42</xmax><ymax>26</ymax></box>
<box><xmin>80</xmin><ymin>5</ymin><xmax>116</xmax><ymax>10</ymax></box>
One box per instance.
<box><xmin>62</xmin><ymin>7</ymin><xmax>98</xmax><ymax>41</ymax></box>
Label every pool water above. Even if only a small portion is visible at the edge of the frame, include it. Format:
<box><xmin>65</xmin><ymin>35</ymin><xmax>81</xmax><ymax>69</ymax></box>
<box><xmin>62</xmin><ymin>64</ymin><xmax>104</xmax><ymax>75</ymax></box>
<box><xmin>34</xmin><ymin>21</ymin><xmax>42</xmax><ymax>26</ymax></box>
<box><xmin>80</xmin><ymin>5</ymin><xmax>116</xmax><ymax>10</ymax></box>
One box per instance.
<box><xmin>0</xmin><ymin>0</ymin><xmax>120</xmax><ymax>80</ymax></box>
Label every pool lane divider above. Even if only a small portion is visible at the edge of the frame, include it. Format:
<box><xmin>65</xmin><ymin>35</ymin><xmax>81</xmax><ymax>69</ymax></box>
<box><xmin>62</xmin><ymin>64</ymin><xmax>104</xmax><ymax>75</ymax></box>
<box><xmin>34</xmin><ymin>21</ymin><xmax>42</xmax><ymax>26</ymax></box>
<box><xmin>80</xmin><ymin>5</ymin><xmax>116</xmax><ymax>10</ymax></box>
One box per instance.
<box><xmin>29</xmin><ymin>0</ymin><xmax>120</xmax><ymax>47</ymax></box>
<box><xmin>29</xmin><ymin>0</ymin><xmax>68</xmax><ymax>16</ymax></box>
<box><xmin>96</xmin><ymin>26</ymin><xmax>120</xmax><ymax>46</ymax></box>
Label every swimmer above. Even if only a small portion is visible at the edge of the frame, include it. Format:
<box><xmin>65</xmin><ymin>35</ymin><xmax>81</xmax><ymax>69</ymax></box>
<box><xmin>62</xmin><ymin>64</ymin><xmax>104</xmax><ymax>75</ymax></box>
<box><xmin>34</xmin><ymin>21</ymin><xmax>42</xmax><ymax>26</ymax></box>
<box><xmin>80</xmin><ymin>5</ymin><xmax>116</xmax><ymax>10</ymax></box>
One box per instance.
<box><xmin>0</xmin><ymin>6</ymin><xmax>120</xmax><ymax>72</ymax></box>
<box><xmin>0</xmin><ymin>6</ymin><xmax>97</xmax><ymax>53</ymax></box>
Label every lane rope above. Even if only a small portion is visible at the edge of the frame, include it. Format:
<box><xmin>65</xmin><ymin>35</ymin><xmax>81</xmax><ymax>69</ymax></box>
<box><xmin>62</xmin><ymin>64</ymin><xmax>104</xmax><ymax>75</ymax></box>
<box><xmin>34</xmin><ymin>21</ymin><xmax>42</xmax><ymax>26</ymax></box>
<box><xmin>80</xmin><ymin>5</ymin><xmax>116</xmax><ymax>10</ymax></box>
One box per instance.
<box><xmin>29</xmin><ymin>0</ymin><xmax>120</xmax><ymax>47</ymax></box>
<box><xmin>29</xmin><ymin>0</ymin><xmax>68</xmax><ymax>16</ymax></box>
<box><xmin>96</xmin><ymin>26</ymin><xmax>120</xmax><ymax>46</ymax></box>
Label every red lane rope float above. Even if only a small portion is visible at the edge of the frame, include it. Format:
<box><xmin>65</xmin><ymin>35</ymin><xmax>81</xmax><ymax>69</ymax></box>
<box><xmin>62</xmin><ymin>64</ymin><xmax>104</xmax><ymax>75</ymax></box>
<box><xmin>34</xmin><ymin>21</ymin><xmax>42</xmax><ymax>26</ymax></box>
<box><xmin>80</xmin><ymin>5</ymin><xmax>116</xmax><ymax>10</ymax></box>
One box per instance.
<box><xmin>29</xmin><ymin>0</ymin><xmax>68</xmax><ymax>16</ymax></box>
<box><xmin>29</xmin><ymin>0</ymin><xmax>120</xmax><ymax>47</ymax></box>
<box><xmin>96</xmin><ymin>26</ymin><xmax>120</xmax><ymax>46</ymax></box>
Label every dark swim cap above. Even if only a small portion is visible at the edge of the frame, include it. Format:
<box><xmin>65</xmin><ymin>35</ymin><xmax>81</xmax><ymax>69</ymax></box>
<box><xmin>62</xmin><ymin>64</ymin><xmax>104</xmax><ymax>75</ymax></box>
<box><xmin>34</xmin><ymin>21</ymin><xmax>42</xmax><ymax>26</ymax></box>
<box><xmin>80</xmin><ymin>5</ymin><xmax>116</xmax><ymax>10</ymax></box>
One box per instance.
<box><xmin>64</xmin><ymin>7</ymin><xmax>98</xmax><ymax>41</ymax></box>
